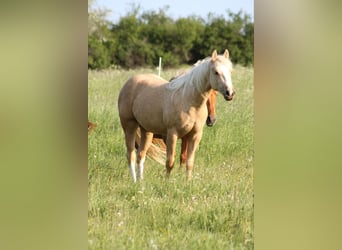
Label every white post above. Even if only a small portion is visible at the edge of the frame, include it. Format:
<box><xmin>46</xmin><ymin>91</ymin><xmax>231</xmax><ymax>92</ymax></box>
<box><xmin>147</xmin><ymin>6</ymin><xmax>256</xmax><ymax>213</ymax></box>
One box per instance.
<box><xmin>158</xmin><ymin>57</ymin><xmax>162</xmax><ymax>76</ymax></box>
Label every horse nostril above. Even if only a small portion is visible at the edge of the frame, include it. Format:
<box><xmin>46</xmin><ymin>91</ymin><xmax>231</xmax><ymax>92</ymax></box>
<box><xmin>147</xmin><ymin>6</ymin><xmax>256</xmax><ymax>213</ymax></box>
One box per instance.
<box><xmin>227</xmin><ymin>90</ymin><xmax>235</xmax><ymax>97</ymax></box>
<box><xmin>224</xmin><ymin>90</ymin><xmax>234</xmax><ymax>101</ymax></box>
<box><xmin>206</xmin><ymin>116</ymin><xmax>217</xmax><ymax>126</ymax></box>
<box><xmin>206</xmin><ymin>116</ymin><xmax>212</xmax><ymax>126</ymax></box>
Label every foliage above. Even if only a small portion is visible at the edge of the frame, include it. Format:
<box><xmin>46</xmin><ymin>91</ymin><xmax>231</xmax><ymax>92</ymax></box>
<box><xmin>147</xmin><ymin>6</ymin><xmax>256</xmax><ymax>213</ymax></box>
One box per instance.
<box><xmin>88</xmin><ymin>0</ymin><xmax>111</xmax><ymax>38</ymax></box>
<box><xmin>194</xmin><ymin>11</ymin><xmax>254</xmax><ymax>65</ymax></box>
<box><xmin>88</xmin><ymin>5</ymin><xmax>254</xmax><ymax>69</ymax></box>
<box><xmin>88</xmin><ymin>66</ymin><xmax>254</xmax><ymax>248</ymax></box>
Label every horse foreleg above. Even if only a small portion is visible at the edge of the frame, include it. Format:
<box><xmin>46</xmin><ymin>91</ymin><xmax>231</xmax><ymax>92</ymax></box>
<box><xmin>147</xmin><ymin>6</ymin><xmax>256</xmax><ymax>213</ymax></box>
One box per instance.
<box><xmin>137</xmin><ymin>128</ymin><xmax>153</xmax><ymax>180</ymax></box>
<box><xmin>180</xmin><ymin>138</ymin><xmax>188</xmax><ymax>170</ymax></box>
<box><xmin>185</xmin><ymin>132</ymin><xmax>203</xmax><ymax>181</ymax></box>
<box><xmin>166</xmin><ymin>132</ymin><xmax>178</xmax><ymax>178</ymax></box>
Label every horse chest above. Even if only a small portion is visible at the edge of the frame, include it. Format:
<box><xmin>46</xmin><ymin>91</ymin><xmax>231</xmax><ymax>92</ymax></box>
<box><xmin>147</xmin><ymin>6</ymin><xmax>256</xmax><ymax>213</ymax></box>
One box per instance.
<box><xmin>176</xmin><ymin>109</ymin><xmax>206</xmax><ymax>137</ymax></box>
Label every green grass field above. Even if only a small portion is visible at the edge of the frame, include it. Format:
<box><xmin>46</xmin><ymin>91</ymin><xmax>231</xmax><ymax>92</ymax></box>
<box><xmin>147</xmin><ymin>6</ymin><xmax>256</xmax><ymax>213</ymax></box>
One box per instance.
<box><xmin>88</xmin><ymin>65</ymin><xmax>254</xmax><ymax>249</ymax></box>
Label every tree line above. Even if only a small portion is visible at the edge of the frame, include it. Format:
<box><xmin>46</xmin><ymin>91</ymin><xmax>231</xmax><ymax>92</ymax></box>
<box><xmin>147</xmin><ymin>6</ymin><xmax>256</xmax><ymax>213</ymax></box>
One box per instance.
<box><xmin>88</xmin><ymin>5</ymin><xmax>254</xmax><ymax>69</ymax></box>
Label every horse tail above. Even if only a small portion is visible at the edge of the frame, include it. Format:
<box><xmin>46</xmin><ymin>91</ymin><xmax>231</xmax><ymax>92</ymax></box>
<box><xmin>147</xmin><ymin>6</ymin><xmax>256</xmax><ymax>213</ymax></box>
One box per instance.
<box><xmin>135</xmin><ymin>128</ymin><xmax>166</xmax><ymax>165</ymax></box>
<box><xmin>88</xmin><ymin>121</ymin><xmax>97</xmax><ymax>132</ymax></box>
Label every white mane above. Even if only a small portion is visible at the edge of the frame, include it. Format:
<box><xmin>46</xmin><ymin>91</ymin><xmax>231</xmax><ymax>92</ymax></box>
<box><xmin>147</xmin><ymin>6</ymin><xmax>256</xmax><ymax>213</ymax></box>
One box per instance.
<box><xmin>166</xmin><ymin>58</ymin><xmax>211</xmax><ymax>92</ymax></box>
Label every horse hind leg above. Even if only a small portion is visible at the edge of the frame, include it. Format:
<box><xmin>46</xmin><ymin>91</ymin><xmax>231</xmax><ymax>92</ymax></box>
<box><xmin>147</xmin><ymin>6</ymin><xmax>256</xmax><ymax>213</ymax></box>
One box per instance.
<box><xmin>123</xmin><ymin>122</ymin><xmax>139</xmax><ymax>182</ymax></box>
<box><xmin>137</xmin><ymin>127</ymin><xmax>153</xmax><ymax>180</ymax></box>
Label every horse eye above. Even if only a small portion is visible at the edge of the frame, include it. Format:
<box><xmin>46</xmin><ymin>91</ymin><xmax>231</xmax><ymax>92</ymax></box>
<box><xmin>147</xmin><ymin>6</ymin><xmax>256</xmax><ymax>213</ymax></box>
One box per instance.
<box><xmin>215</xmin><ymin>71</ymin><xmax>219</xmax><ymax>75</ymax></box>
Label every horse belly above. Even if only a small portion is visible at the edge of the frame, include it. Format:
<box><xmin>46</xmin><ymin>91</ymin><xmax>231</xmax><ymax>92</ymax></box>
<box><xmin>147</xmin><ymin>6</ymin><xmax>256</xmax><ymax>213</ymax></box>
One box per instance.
<box><xmin>136</xmin><ymin>114</ymin><xmax>166</xmax><ymax>135</ymax></box>
<box><xmin>132</xmin><ymin>97</ymin><xmax>166</xmax><ymax>135</ymax></box>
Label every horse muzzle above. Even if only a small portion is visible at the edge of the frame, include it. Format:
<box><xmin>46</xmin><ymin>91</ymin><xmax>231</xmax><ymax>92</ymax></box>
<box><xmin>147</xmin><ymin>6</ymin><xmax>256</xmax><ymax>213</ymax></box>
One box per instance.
<box><xmin>206</xmin><ymin>115</ymin><xmax>217</xmax><ymax>127</ymax></box>
<box><xmin>224</xmin><ymin>90</ymin><xmax>235</xmax><ymax>101</ymax></box>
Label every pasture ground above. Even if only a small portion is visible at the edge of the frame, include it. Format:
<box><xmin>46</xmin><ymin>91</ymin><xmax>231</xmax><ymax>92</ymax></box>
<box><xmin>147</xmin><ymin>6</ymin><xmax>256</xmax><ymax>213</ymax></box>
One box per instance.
<box><xmin>88</xmin><ymin>65</ymin><xmax>254</xmax><ymax>249</ymax></box>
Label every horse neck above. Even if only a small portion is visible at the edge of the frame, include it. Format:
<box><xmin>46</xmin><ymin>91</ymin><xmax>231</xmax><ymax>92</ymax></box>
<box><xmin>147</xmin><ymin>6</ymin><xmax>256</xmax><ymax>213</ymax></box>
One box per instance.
<box><xmin>184</xmin><ymin>61</ymin><xmax>211</xmax><ymax>106</ymax></box>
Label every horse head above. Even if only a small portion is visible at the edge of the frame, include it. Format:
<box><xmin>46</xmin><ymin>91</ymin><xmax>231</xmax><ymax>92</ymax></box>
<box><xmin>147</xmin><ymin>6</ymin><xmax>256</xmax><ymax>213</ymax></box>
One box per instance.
<box><xmin>209</xmin><ymin>50</ymin><xmax>235</xmax><ymax>101</ymax></box>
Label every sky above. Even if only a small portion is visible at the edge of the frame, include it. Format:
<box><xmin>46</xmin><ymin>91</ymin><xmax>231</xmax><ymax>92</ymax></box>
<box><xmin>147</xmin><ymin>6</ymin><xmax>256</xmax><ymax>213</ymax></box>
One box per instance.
<box><xmin>94</xmin><ymin>0</ymin><xmax>254</xmax><ymax>23</ymax></box>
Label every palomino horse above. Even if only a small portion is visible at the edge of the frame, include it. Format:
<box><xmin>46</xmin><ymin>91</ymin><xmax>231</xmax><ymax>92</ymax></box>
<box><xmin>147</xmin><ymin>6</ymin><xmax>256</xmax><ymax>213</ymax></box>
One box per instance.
<box><xmin>118</xmin><ymin>50</ymin><xmax>234</xmax><ymax>182</ymax></box>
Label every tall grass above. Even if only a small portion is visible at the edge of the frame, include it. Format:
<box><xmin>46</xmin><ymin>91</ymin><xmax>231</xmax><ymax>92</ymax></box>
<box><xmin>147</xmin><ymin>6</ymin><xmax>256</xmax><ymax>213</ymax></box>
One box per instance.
<box><xmin>88</xmin><ymin>65</ymin><xmax>254</xmax><ymax>249</ymax></box>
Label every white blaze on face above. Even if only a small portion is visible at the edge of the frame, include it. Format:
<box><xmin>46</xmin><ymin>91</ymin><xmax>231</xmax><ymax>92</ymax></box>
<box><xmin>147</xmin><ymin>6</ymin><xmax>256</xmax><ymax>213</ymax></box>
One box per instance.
<box><xmin>218</xmin><ymin>64</ymin><xmax>234</xmax><ymax>96</ymax></box>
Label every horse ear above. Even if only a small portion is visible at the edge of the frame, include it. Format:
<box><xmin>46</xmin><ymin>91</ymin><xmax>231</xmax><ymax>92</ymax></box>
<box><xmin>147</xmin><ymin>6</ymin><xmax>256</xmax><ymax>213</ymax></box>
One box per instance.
<box><xmin>211</xmin><ymin>50</ymin><xmax>217</xmax><ymax>61</ymax></box>
<box><xmin>224</xmin><ymin>49</ymin><xmax>229</xmax><ymax>59</ymax></box>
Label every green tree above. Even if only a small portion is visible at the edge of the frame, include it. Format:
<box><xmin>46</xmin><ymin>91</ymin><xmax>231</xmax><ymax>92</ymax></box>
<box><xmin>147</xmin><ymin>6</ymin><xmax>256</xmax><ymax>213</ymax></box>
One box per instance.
<box><xmin>140</xmin><ymin>7</ymin><xmax>179</xmax><ymax>67</ymax></box>
<box><xmin>193</xmin><ymin>11</ymin><xmax>253</xmax><ymax>66</ymax></box>
<box><xmin>88</xmin><ymin>35</ymin><xmax>110</xmax><ymax>69</ymax></box>
<box><xmin>88</xmin><ymin>4</ymin><xmax>254</xmax><ymax>69</ymax></box>
<box><xmin>88</xmin><ymin>0</ymin><xmax>112</xmax><ymax>69</ymax></box>
<box><xmin>174</xmin><ymin>16</ymin><xmax>205</xmax><ymax>63</ymax></box>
